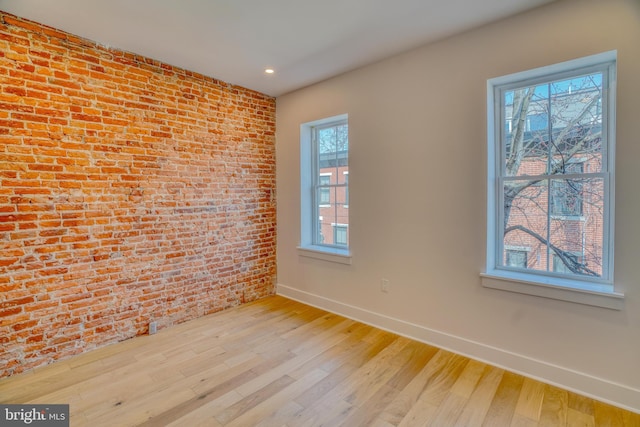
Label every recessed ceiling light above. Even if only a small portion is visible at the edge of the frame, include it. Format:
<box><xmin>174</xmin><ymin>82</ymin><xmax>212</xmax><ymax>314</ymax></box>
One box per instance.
<box><xmin>264</xmin><ymin>68</ymin><xmax>275</xmax><ymax>74</ymax></box>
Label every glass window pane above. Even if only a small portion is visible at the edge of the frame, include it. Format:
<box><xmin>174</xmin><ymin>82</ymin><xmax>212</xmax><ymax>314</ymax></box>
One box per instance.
<box><xmin>549</xmin><ymin>177</ymin><xmax>604</xmax><ymax>278</ymax></box>
<box><xmin>506</xmin><ymin>250</ymin><xmax>528</xmax><ymax>268</ymax></box>
<box><xmin>550</xmin><ymin>73</ymin><xmax>603</xmax><ymax>174</ymax></box>
<box><xmin>504</xmin><ymin>86</ymin><xmax>550</xmax><ymax>177</ymax></box>
<box><xmin>503</xmin><ymin>180</ymin><xmax>548</xmax><ymax>273</ymax></box>
<box><xmin>318</xmin><ymin>127</ymin><xmax>337</xmax><ymax>154</ymax></box>
<box><xmin>334</xmin><ymin>225</ymin><xmax>348</xmax><ymax>246</ymax></box>
<box><xmin>550</xmin><ymin>173</ymin><xmax>583</xmax><ymax>217</ymax></box>
<box><xmin>318</xmin><ymin>175</ymin><xmax>331</xmax><ymax>205</ymax></box>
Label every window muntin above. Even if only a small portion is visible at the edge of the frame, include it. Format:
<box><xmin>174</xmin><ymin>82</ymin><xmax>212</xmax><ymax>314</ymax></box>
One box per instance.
<box><xmin>488</xmin><ymin>52</ymin><xmax>616</xmax><ymax>289</ymax></box>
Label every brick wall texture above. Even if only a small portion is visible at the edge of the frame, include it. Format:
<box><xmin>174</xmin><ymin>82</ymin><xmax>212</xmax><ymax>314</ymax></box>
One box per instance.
<box><xmin>0</xmin><ymin>12</ymin><xmax>277</xmax><ymax>377</ymax></box>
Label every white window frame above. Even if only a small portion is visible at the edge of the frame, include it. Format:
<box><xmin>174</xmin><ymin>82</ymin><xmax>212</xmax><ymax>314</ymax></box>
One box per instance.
<box><xmin>298</xmin><ymin>114</ymin><xmax>351</xmax><ymax>264</ymax></box>
<box><xmin>481</xmin><ymin>51</ymin><xmax>624</xmax><ymax>309</ymax></box>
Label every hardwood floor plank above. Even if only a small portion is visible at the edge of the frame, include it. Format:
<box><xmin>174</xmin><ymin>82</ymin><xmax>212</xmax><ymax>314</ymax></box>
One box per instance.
<box><xmin>539</xmin><ymin>384</ymin><xmax>569</xmax><ymax>426</ymax></box>
<box><xmin>0</xmin><ymin>295</ymin><xmax>637</xmax><ymax>426</ymax></box>
<box><xmin>622</xmin><ymin>408</ymin><xmax>640</xmax><ymax>427</ymax></box>
<box><xmin>88</xmin><ymin>380</ymin><xmax>197</xmax><ymax>427</ymax></box>
<box><xmin>286</xmin><ymin>323</ymin><xmax>373</xmax><ymax>380</ymax></box>
<box><xmin>568</xmin><ymin>392</ymin><xmax>595</xmax><ymax>416</ymax></box>
<box><xmin>188</xmin><ymin>353</ymin><xmax>263</xmax><ymax>396</ymax></box>
<box><xmin>370</xmin><ymin>418</ymin><xmax>396</xmax><ymax>427</ymax></box>
<box><xmin>376</xmin><ymin>345</ymin><xmax>440</xmax><ymax>425</ymax></box>
<box><xmin>339</xmin><ymin>384</ymin><xmax>399</xmax><ymax>427</ymax></box>
<box><xmin>409</xmin><ymin>350</ymin><xmax>470</xmax><ymax>407</ymax></box>
<box><xmin>483</xmin><ymin>370</ymin><xmax>524</xmax><ymax>426</ymax></box>
<box><xmin>393</xmin><ymin>350</ymin><xmax>468</xmax><ymax>425</ymax></box>
<box><xmin>511</xmin><ymin>413</ymin><xmax>542</xmax><ymax>427</ymax></box>
<box><xmin>232</xmin><ymin>320</ymin><xmax>353</xmax><ymax>398</ymax></box>
<box><xmin>428</xmin><ymin>391</ymin><xmax>469</xmax><ymax>426</ymax></box>
<box><xmin>353</xmin><ymin>340</ymin><xmax>441</xmax><ymax>427</ymax></box>
<box><xmin>342</xmin><ymin>336</ymin><xmax>413</xmax><ymax>405</ymax></box>
<box><xmin>254</xmin><ymin>400</ymin><xmax>304</xmax><ymax>427</ymax></box>
<box><xmin>593</xmin><ymin>400</ymin><xmax>626</xmax><ymax>426</ymax></box>
<box><xmin>567</xmin><ymin>407</ymin><xmax>596</xmax><ymax>427</ymax></box>
<box><xmin>164</xmin><ymin>391</ymin><xmax>241</xmax><ymax>427</ymax></box>
<box><xmin>291</xmin><ymin>334</ymin><xmax>411</xmax><ymax>426</ymax></box>
<box><xmin>290</xmin><ymin>340</ymin><xmax>375</xmax><ymax>413</ymax></box>
<box><xmin>397</xmin><ymin>401</ymin><xmax>439</xmax><ymax>427</ymax></box>
<box><xmin>454</xmin><ymin>364</ymin><xmax>504</xmax><ymax>426</ymax></box>
<box><xmin>450</xmin><ymin>359</ymin><xmax>487</xmax><ymax>399</ymax></box>
<box><xmin>515</xmin><ymin>377</ymin><xmax>547</xmax><ymax>422</ymax></box>
<box><xmin>385</xmin><ymin>340</ymin><xmax>440</xmax><ymax>392</ymax></box>
<box><xmin>142</xmin><ymin>351</ymin><xmax>293</xmax><ymax>426</ymax></box>
<box><xmin>225</xmin><ymin>369</ymin><xmax>328</xmax><ymax>427</ymax></box>
<box><xmin>215</xmin><ymin>375</ymin><xmax>296</xmax><ymax>425</ymax></box>
<box><xmin>329</xmin><ymin>339</ymin><xmax>427</xmax><ymax>426</ymax></box>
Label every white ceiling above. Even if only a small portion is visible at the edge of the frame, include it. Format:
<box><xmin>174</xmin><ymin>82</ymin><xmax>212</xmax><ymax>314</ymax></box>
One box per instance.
<box><xmin>0</xmin><ymin>0</ymin><xmax>554</xmax><ymax>97</ymax></box>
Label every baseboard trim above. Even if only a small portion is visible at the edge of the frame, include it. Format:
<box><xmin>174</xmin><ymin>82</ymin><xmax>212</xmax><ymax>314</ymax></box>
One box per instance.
<box><xmin>277</xmin><ymin>283</ymin><xmax>640</xmax><ymax>414</ymax></box>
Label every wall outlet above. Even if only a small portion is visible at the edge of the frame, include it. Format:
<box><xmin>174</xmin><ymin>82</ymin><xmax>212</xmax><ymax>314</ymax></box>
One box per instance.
<box><xmin>149</xmin><ymin>321</ymin><xmax>157</xmax><ymax>335</ymax></box>
<box><xmin>381</xmin><ymin>278</ymin><xmax>390</xmax><ymax>293</ymax></box>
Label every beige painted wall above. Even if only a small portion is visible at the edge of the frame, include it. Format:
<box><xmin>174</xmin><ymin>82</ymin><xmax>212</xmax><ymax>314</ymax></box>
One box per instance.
<box><xmin>276</xmin><ymin>0</ymin><xmax>640</xmax><ymax>410</ymax></box>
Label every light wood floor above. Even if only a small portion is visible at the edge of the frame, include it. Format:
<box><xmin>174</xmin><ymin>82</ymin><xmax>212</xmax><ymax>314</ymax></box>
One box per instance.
<box><xmin>1</xmin><ymin>295</ymin><xmax>638</xmax><ymax>426</ymax></box>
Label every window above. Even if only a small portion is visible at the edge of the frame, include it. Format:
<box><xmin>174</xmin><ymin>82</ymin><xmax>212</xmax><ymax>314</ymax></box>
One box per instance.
<box><xmin>299</xmin><ymin>114</ymin><xmax>351</xmax><ymax>263</ymax></box>
<box><xmin>483</xmin><ymin>51</ymin><xmax>623</xmax><ymax>309</ymax></box>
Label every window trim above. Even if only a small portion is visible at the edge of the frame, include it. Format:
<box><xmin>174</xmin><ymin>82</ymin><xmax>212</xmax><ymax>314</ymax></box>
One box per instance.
<box><xmin>482</xmin><ymin>51</ymin><xmax>623</xmax><ymax>309</ymax></box>
<box><xmin>298</xmin><ymin>114</ymin><xmax>351</xmax><ymax>264</ymax></box>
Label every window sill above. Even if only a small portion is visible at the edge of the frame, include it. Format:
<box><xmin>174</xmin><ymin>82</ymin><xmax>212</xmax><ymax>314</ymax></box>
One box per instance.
<box><xmin>297</xmin><ymin>245</ymin><xmax>352</xmax><ymax>265</ymax></box>
<box><xmin>480</xmin><ymin>271</ymin><xmax>624</xmax><ymax>310</ymax></box>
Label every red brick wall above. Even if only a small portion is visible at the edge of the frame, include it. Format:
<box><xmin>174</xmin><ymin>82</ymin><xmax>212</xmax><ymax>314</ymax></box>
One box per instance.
<box><xmin>0</xmin><ymin>13</ymin><xmax>276</xmax><ymax>377</ymax></box>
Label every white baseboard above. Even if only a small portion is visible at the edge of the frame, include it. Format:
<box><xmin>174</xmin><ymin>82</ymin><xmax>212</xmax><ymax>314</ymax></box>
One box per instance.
<box><xmin>277</xmin><ymin>283</ymin><xmax>640</xmax><ymax>414</ymax></box>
